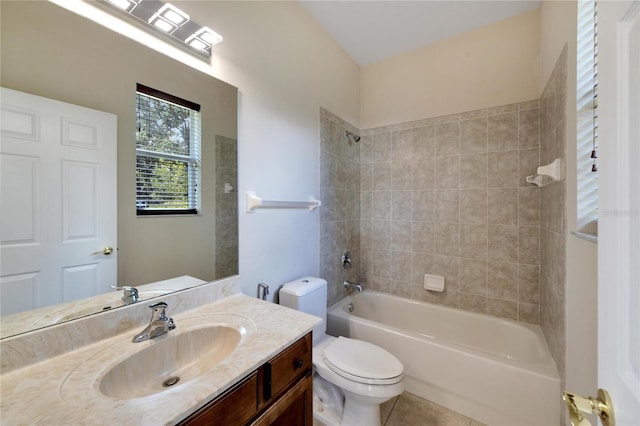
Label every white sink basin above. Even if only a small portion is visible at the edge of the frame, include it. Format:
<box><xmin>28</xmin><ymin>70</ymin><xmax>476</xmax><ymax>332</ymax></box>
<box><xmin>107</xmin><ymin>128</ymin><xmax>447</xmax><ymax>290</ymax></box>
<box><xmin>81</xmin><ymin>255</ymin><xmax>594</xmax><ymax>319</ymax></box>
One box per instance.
<box><xmin>59</xmin><ymin>314</ymin><xmax>255</xmax><ymax>402</ymax></box>
<box><xmin>99</xmin><ymin>325</ymin><xmax>241</xmax><ymax>399</ymax></box>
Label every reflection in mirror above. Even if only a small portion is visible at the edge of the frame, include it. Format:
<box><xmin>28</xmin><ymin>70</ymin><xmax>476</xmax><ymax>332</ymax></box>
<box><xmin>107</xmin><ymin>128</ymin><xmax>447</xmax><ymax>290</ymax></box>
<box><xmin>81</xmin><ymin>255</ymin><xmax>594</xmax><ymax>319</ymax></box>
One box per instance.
<box><xmin>0</xmin><ymin>0</ymin><xmax>238</xmax><ymax>338</ymax></box>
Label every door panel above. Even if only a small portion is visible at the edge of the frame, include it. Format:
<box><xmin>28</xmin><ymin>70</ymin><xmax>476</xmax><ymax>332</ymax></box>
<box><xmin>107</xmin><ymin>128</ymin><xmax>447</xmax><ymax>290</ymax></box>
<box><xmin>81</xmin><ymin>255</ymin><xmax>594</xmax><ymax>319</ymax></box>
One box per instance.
<box><xmin>598</xmin><ymin>1</ymin><xmax>640</xmax><ymax>424</ymax></box>
<box><xmin>0</xmin><ymin>88</ymin><xmax>117</xmax><ymax>315</ymax></box>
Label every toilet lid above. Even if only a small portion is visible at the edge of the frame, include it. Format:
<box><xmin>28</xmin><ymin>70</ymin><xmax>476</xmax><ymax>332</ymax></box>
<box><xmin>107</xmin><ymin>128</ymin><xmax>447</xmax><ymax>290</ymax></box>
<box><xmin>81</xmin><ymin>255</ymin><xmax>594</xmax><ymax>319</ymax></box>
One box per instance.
<box><xmin>322</xmin><ymin>337</ymin><xmax>404</xmax><ymax>384</ymax></box>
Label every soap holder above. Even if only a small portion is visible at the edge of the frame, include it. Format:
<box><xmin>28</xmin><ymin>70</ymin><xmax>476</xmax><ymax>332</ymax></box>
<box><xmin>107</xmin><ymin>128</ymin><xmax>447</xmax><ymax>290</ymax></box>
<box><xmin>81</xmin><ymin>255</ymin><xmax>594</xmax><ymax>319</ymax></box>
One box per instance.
<box><xmin>526</xmin><ymin>158</ymin><xmax>564</xmax><ymax>187</ymax></box>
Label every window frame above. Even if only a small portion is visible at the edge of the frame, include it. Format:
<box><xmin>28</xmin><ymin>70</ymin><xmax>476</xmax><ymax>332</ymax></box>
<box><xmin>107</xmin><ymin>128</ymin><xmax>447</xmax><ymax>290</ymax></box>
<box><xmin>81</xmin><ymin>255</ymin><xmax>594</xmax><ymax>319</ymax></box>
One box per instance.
<box><xmin>135</xmin><ymin>83</ymin><xmax>201</xmax><ymax>216</ymax></box>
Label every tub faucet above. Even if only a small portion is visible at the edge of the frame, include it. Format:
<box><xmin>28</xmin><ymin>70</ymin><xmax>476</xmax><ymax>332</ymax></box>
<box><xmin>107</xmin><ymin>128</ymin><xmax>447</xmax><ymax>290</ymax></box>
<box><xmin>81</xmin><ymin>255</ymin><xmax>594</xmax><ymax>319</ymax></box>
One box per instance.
<box><xmin>132</xmin><ymin>302</ymin><xmax>175</xmax><ymax>343</ymax></box>
<box><xmin>111</xmin><ymin>285</ymin><xmax>139</xmax><ymax>305</ymax></box>
<box><xmin>343</xmin><ymin>281</ymin><xmax>363</xmax><ymax>292</ymax></box>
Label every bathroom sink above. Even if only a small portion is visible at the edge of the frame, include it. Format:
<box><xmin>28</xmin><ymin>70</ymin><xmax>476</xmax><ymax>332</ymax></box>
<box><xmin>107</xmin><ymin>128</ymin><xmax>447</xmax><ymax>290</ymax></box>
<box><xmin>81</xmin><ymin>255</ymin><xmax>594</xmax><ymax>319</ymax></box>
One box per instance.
<box><xmin>98</xmin><ymin>325</ymin><xmax>241</xmax><ymax>399</ymax></box>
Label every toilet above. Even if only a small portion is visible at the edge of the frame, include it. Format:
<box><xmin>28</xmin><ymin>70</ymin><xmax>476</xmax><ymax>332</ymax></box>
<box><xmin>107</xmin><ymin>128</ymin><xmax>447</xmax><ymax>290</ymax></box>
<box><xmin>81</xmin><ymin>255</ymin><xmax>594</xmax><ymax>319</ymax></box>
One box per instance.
<box><xmin>279</xmin><ymin>277</ymin><xmax>404</xmax><ymax>426</ymax></box>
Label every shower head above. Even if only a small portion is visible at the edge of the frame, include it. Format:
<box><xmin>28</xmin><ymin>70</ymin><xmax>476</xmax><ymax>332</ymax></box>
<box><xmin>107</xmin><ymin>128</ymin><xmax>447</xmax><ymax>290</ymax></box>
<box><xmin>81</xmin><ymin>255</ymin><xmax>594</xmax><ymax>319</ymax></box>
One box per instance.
<box><xmin>345</xmin><ymin>130</ymin><xmax>361</xmax><ymax>143</ymax></box>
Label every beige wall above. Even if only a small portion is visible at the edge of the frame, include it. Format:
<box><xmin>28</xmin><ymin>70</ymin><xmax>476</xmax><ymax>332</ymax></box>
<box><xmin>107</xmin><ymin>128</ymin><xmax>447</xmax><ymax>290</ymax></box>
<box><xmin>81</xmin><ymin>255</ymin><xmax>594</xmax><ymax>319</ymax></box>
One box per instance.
<box><xmin>360</xmin><ymin>10</ymin><xmax>540</xmax><ymax>129</ymax></box>
<box><xmin>539</xmin><ymin>0</ymin><xmax>598</xmax><ymax>404</ymax></box>
<box><xmin>1</xmin><ymin>1</ymin><xmax>238</xmax><ymax>286</ymax></box>
<box><xmin>2</xmin><ymin>1</ymin><xmax>361</xmax><ymax>298</ymax></box>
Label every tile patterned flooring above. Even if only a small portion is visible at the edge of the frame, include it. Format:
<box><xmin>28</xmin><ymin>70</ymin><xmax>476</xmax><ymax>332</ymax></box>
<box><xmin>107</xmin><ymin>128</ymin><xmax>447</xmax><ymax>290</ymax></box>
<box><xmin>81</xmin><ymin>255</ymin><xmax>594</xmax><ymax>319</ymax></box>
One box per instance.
<box><xmin>314</xmin><ymin>391</ymin><xmax>487</xmax><ymax>426</ymax></box>
<box><xmin>380</xmin><ymin>392</ymin><xmax>486</xmax><ymax>426</ymax></box>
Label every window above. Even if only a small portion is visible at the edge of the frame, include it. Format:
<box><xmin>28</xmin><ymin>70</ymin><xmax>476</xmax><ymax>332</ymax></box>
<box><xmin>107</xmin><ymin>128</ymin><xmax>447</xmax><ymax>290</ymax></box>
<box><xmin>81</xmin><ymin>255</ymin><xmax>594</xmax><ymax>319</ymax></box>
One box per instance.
<box><xmin>576</xmin><ymin>0</ymin><xmax>599</xmax><ymax>236</ymax></box>
<box><xmin>135</xmin><ymin>84</ymin><xmax>201</xmax><ymax>215</ymax></box>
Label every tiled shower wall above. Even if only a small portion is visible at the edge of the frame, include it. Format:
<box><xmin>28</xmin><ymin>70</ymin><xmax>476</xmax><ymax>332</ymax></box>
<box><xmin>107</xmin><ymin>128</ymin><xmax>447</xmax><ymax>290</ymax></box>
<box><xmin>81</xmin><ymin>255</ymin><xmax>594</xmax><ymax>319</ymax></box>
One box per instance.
<box><xmin>319</xmin><ymin>108</ymin><xmax>361</xmax><ymax>307</ymax></box>
<box><xmin>215</xmin><ymin>135</ymin><xmax>239</xmax><ymax>279</ymax></box>
<box><xmin>359</xmin><ymin>101</ymin><xmax>543</xmax><ymax>323</ymax></box>
<box><xmin>540</xmin><ymin>47</ymin><xmax>568</xmax><ymax>382</ymax></box>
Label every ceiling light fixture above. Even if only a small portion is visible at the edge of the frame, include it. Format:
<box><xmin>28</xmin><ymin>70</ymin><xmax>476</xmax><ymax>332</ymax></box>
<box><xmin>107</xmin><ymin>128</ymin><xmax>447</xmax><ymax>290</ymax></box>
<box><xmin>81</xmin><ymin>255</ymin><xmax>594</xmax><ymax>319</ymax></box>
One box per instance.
<box><xmin>102</xmin><ymin>0</ymin><xmax>221</xmax><ymax>57</ymax></box>
<box><xmin>148</xmin><ymin>3</ymin><xmax>188</xmax><ymax>34</ymax></box>
<box><xmin>106</xmin><ymin>0</ymin><xmax>138</xmax><ymax>13</ymax></box>
<box><xmin>185</xmin><ymin>27</ymin><xmax>223</xmax><ymax>52</ymax></box>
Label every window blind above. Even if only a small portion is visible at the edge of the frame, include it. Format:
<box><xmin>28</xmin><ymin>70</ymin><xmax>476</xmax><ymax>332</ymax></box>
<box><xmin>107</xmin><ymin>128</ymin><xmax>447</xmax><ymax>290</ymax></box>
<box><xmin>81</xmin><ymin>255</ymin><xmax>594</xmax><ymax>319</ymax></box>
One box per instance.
<box><xmin>135</xmin><ymin>85</ymin><xmax>201</xmax><ymax>215</ymax></box>
<box><xmin>576</xmin><ymin>0</ymin><xmax>599</xmax><ymax>234</ymax></box>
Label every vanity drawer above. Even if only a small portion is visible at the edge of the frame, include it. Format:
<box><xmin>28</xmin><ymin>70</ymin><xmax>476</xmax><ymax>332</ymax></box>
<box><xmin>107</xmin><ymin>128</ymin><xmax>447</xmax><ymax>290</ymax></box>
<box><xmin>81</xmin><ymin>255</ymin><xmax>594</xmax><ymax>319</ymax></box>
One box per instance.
<box><xmin>179</xmin><ymin>372</ymin><xmax>258</xmax><ymax>426</ymax></box>
<box><xmin>259</xmin><ymin>333</ymin><xmax>312</xmax><ymax>408</ymax></box>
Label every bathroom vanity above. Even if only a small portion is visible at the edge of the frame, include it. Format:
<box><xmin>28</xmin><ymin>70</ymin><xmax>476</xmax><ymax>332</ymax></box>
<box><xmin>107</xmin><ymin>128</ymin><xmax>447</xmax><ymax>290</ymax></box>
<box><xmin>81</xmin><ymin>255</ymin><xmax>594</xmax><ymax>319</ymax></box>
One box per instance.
<box><xmin>180</xmin><ymin>333</ymin><xmax>312</xmax><ymax>425</ymax></box>
<box><xmin>0</xmin><ymin>277</ymin><xmax>319</xmax><ymax>425</ymax></box>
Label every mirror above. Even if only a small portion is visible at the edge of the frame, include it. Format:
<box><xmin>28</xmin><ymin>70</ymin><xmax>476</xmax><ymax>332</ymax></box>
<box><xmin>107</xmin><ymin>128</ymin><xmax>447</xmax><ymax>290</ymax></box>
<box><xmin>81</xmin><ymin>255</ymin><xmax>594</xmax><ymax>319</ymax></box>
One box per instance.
<box><xmin>0</xmin><ymin>1</ymin><xmax>238</xmax><ymax>338</ymax></box>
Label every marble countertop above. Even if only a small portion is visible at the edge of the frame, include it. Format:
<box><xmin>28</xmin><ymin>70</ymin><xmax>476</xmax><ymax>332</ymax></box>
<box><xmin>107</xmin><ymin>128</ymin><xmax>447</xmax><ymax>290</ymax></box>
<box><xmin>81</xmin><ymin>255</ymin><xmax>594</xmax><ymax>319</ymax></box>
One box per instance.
<box><xmin>0</xmin><ymin>293</ymin><xmax>319</xmax><ymax>425</ymax></box>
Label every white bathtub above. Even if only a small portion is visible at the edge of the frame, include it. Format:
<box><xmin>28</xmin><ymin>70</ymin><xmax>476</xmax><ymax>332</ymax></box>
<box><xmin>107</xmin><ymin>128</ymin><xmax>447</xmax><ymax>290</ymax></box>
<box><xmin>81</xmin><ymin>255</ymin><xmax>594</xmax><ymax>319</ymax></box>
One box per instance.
<box><xmin>326</xmin><ymin>291</ymin><xmax>561</xmax><ymax>426</ymax></box>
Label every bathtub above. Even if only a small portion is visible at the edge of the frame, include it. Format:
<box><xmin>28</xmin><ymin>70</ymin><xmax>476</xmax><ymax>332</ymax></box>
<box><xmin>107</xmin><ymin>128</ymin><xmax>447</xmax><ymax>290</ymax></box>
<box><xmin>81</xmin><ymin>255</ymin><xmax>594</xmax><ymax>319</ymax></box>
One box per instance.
<box><xmin>326</xmin><ymin>291</ymin><xmax>561</xmax><ymax>426</ymax></box>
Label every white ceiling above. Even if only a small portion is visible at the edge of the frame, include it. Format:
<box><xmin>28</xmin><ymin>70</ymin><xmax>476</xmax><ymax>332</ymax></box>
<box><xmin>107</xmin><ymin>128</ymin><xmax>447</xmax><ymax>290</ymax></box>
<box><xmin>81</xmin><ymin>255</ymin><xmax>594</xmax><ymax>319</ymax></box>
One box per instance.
<box><xmin>299</xmin><ymin>1</ymin><xmax>540</xmax><ymax>66</ymax></box>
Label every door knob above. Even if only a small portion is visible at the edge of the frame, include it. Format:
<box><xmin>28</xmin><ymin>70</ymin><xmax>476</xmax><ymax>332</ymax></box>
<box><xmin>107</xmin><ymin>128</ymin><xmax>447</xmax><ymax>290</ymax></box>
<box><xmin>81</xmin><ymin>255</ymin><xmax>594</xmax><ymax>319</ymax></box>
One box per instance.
<box><xmin>91</xmin><ymin>246</ymin><xmax>113</xmax><ymax>255</ymax></box>
<box><xmin>563</xmin><ymin>388</ymin><xmax>614</xmax><ymax>426</ymax></box>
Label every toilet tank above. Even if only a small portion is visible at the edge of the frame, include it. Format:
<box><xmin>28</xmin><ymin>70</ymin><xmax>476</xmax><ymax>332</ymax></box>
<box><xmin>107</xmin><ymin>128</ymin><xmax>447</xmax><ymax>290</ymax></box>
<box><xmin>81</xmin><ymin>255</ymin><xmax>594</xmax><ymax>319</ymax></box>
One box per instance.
<box><xmin>279</xmin><ymin>277</ymin><xmax>327</xmax><ymax>341</ymax></box>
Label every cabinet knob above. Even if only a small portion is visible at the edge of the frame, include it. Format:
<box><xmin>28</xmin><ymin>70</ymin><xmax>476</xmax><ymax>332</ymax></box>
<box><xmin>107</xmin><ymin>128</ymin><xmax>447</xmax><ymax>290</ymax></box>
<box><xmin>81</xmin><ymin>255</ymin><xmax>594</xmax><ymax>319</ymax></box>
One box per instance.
<box><xmin>293</xmin><ymin>358</ymin><xmax>304</xmax><ymax>370</ymax></box>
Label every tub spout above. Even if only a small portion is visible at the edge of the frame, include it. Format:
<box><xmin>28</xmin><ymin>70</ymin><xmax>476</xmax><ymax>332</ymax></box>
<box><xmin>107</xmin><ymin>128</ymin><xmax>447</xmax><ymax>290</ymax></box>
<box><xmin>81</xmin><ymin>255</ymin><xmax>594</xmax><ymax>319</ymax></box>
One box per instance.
<box><xmin>343</xmin><ymin>281</ymin><xmax>363</xmax><ymax>292</ymax></box>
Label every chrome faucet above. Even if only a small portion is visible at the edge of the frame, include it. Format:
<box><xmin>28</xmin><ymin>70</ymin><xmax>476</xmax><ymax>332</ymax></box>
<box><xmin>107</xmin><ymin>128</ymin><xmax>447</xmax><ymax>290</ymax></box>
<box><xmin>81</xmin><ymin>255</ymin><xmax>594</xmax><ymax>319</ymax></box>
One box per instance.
<box><xmin>132</xmin><ymin>302</ymin><xmax>175</xmax><ymax>343</ymax></box>
<box><xmin>343</xmin><ymin>281</ymin><xmax>364</xmax><ymax>292</ymax></box>
<box><xmin>111</xmin><ymin>285</ymin><xmax>139</xmax><ymax>305</ymax></box>
<box><xmin>257</xmin><ymin>282</ymin><xmax>270</xmax><ymax>300</ymax></box>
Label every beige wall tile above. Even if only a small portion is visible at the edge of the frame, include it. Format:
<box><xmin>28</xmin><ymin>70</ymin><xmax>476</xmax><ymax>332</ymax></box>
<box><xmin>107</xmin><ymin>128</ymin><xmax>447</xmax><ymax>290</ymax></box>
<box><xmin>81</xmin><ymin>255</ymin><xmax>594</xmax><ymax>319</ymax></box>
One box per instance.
<box><xmin>488</xmin><ymin>188</ymin><xmax>518</xmax><ymax>224</ymax></box>
<box><xmin>431</xmin><ymin>255</ymin><xmax>460</xmax><ymax>291</ymax></box>
<box><xmin>460</xmin><ymin>117</ymin><xmax>488</xmax><ymax>153</ymax></box>
<box><xmin>391</xmin><ymin>159</ymin><xmax>412</xmax><ymax>190</ymax></box>
<box><xmin>488</xmin><ymin>112</ymin><xmax>518</xmax><ymax>151</ymax></box>
<box><xmin>459</xmin><ymin>224</ymin><xmax>488</xmax><ymax>259</ymax></box>
<box><xmin>391</xmin><ymin>251</ymin><xmax>412</xmax><ymax>283</ymax></box>
<box><xmin>488</xmin><ymin>224</ymin><xmax>518</xmax><ymax>262</ymax></box>
<box><xmin>519</xmin><ymin>187</ymin><xmax>540</xmax><ymax>225</ymax></box>
<box><xmin>460</xmin><ymin>153</ymin><xmax>488</xmax><ymax>188</ymax></box>
<box><xmin>412</xmin><ymin>221</ymin><xmax>435</xmax><ymax>254</ymax></box>
<box><xmin>487</xmin><ymin>150</ymin><xmax>519</xmax><ymax>187</ymax></box>
<box><xmin>460</xmin><ymin>292</ymin><xmax>486</xmax><ymax>313</ymax></box>
<box><xmin>361</xmin><ymin>191</ymin><xmax>372</xmax><ymax>220</ymax></box>
<box><xmin>519</xmin><ymin>225</ymin><xmax>540</xmax><ymax>265</ymax></box>
<box><xmin>518</xmin><ymin>302</ymin><xmax>540</xmax><ymax>324</ymax></box>
<box><xmin>413</xmin><ymin>126</ymin><xmax>435</xmax><ymax>157</ymax></box>
<box><xmin>435</xmin><ymin>189</ymin><xmax>460</xmax><ymax>223</ymax></box>
<box><xmin>412</xmin><ymin>189</ymin><xmax>435</xmax><ymax>222</ymax></box>
<box><xmin>371</xmin><ymin>248</ymin><xmax>391</xmax><ymax>278</ymax></box>
<box><xmin>392</xmin><ymin>190</ymin><xmax>413</xmax><ymax>221</ymax></box>
<box><xmin>488</xmin><ymin>261</ymin><xmax>517</xmax><ymax>300</ymax></box>
<box><xmin>519</xmin><ymin>108</ymin><xmax>540</xmax><ymax>149</ymax></box>
<box><xmin>372</xmin><ymin>161</ymin><xmax>391</xmax><ymax>190</ymax></box>
<box><xmin>371</xmin><ymin>220</ymin><xmax>391</xmax><ymax>249</ymax></box>
<box><xmin>435</xmin><ymin>222</ymin><xmax>460</xmax><ymax>257</ymax></box>
<box><xmin>372</xmin><ymin>132</ymin><xmax>391</xmax><ymax>162</ymax></box>
<box><xmin>435</xmin><ymin>155</ymin><xmax>460</xmax><ymax>188</ymax></box>
<box><xmin>412</xmin><ymin>156</ymin><xmax>435</xmax><ymax>189</ymax></box>
<box><xmin>487</xmin><ymin>298</ymin><xmax>517</xmax><ymax>320</ymax></box>
<box><xmin>518</xmin><ymin>264</ymin><xmax>540</xmax><ymax>304</ymax></box>
<box><xmin>460</xmin><ymin>189</ymin><xmax>488</xmax><ymax>224</ymax></box>
<box><xmin>432</xmin><ymin>289</ymin><xmax>459</xmax><ymax>308</ymax></box>
<box><xmin>519</xmin><ymin>148</ymin><xmax>540</xmax><ymax>187</ymax></box>
<box><xmin>392</xmin><ymin>129</ymin><xmax>413</xmax><ymax>162</ymax></box>
<box><xmin>435</xmin><ymin>122</ymin><xmax>460</xmax><ymax>156</ymax></box>
<box><xmin>360</xmin><ymin>135</ymin><xmax>373</xmax><ymax>164</ymax></box>
<box><xmin>371</xmin><ymin>191</ymin><xmax>391</xmax><ymax>220</ymax></box>
<box><xmin>391</xmin><ymin>221</ymin><xmax>412</xmax><ymax>252</ymax></box>
<box><xmin>412</xmin><ymin>252</ymin><xmax>435</xmax><ymax>284</ymax></box>
<box><xmin>460</xmin><ymin>258</ymin><xmax>487</xmax><ymax>295</ymax></box>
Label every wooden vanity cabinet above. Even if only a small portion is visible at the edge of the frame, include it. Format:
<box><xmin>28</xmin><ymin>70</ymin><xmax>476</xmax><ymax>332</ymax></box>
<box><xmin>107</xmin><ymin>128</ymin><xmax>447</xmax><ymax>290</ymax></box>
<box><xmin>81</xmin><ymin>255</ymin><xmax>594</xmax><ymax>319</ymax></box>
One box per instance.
<box><xmin>178</xmin><ymin>333</ymin><xmax>313</xmax><ymax>426</ymax></box>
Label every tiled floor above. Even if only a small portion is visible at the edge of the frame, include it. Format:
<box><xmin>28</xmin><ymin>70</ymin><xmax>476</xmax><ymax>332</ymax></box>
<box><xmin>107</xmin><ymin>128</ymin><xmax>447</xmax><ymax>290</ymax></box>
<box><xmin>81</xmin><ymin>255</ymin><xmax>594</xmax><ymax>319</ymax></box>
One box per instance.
<box><xmin>380</xmin><ymin>392</ymin><xmax>486</xmax><ymax>426</ymax></box>
<box><xmin>314</xmin><ymin>391</ymin><xmax>486</xmax><ymax>426</ymax></box>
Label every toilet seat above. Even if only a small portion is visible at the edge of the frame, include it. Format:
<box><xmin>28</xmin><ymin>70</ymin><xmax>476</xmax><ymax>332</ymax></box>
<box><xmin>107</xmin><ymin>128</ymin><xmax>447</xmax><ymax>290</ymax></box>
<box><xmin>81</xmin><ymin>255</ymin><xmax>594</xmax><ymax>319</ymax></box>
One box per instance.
<box><xmin>322</xmin><ymin>337</ymin><xmax>404</xmax><ymax>385</ymax></box>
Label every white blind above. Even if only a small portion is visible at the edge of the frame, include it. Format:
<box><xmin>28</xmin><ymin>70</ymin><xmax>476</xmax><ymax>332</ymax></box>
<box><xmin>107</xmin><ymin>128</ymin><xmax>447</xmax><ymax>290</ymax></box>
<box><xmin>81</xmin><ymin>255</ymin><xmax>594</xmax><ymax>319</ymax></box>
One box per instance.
<box><xmin>135</xmin><ymin>86</ymin><xmax>201</xmax><ymax>214</ymax></box>
<box><xmin>576</xmin><ymin>0</ymin><xmax>598</xmax><ymax>234</ymax></box>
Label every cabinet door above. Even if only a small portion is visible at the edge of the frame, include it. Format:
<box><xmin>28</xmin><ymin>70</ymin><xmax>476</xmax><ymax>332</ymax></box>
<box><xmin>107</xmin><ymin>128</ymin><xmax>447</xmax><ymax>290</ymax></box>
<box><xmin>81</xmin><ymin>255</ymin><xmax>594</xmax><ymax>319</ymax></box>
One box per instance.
<box><xmin>251</xmin><ymin>372</ymin><xmax>313</xmax><ymax>426</ymax></box>
<box><xmin>178</xmin><ymin>372</ymin><xmax>258</xmax><ymax>426</ymax></box>
<box><xmin>259</xmin><ymin>333</ymin><xmax>312</xmax><ymax>408</ymax></box>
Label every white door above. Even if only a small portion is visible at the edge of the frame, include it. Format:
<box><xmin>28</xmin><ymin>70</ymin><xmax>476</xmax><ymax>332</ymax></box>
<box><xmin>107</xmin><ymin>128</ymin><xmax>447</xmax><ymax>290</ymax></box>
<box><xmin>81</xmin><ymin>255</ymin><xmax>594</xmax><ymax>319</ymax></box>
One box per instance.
<box><xmin>0</xmin><ymin>88</ymin><xmax>117</xmax><ymax>315</ymax></box>
<box><xmin>598</xmin><ymin>0</ymin><xmax>640</xmax><ymax>425</ymax></box>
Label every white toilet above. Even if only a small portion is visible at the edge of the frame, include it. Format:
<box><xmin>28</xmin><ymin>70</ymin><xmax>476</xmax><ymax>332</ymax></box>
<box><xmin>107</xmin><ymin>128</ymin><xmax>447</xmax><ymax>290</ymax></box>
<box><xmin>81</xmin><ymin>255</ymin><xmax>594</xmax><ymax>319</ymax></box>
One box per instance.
<box><xmin>279</xmin><ymin>277</ymin><xmax>404</xmax><ymax>426</ymax></box>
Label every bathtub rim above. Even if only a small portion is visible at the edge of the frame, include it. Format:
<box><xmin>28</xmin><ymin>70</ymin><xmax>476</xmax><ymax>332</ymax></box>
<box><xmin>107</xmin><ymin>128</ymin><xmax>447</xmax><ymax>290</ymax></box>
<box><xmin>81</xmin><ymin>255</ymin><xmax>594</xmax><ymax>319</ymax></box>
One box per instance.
<box><xmin>327</xmin><ymin>290</ymin><xmax>560</xmax><ymax>382</ymax></box>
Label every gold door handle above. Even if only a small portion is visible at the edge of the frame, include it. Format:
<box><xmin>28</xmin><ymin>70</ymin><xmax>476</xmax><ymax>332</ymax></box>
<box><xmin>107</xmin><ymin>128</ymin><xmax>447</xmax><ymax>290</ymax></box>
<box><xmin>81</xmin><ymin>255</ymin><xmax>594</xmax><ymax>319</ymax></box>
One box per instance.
<box><xmin>91</xmin><ymin>246</ymin><xmax>113</xmax><ymax>256</ymax></box>
<box><xmin>563</xmin><ymin>389</ymin><xmax>615</xmax><ymax>426</ymax></box>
